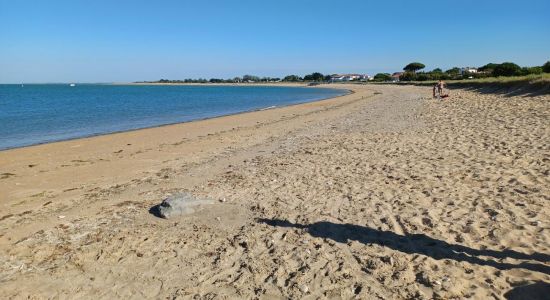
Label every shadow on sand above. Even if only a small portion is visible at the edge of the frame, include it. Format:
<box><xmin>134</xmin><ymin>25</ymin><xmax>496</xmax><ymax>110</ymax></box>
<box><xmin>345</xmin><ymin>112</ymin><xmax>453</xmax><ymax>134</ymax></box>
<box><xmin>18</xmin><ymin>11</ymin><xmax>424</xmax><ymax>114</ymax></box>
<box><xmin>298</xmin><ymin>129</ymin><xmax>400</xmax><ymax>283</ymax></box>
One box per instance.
<box><xmin>148</xmin><ymin>204</ymin><xmax>163</xmax><ymax>218</ymax></box>
<box><xmin>504</xmin><ymin>281</ymin><xmax>550</xmax><ymax>300</ymax></box>
<box><xmin>258</xmin><ymin>218</ymin><xmax>550</xmax><ymax>274</ymax></box>
<box><xmin>448</xmin><ymin>83</ymin><xmax>550</xmax><ymax>97</ymax></box>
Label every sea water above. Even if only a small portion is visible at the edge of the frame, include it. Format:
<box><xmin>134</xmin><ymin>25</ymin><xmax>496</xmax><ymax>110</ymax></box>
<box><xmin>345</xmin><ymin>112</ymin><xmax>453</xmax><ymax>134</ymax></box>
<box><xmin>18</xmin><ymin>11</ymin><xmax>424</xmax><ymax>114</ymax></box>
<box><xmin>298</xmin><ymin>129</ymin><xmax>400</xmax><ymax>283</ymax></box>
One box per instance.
<box><xmin>0</xmin><ymin>84</ymin><xmax>347</xmax><ymax>150</ymax></box>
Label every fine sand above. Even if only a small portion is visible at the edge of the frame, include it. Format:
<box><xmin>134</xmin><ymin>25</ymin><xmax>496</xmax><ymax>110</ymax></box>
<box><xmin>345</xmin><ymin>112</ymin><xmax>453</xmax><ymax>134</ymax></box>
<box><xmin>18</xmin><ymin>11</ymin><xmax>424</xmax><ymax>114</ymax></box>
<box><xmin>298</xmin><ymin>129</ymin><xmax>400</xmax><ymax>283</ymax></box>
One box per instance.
<box><xmin>0</xmin><ymin>84</ymin><xmax>549</xmax><ymax>299</ymax></box>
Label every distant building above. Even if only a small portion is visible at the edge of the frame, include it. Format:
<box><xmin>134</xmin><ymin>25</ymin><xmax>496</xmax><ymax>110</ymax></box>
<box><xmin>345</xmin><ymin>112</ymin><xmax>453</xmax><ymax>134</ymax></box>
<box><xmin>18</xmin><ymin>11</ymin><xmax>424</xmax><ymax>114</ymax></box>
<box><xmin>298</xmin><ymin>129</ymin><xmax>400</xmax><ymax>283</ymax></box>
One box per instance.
<box><xmin>330</xmin><ymin>74</ymin><xmax>369</xmax><ymax>82</ymax></box>
<box><xmin>460</xmin><ymin>67</ymin><xmax>478</xmax><ymax>75</ymax></box>
<box><xmin>391</xmin><ymin>72</ymin><xmax>403</xmax><ymax>82</ymax></box>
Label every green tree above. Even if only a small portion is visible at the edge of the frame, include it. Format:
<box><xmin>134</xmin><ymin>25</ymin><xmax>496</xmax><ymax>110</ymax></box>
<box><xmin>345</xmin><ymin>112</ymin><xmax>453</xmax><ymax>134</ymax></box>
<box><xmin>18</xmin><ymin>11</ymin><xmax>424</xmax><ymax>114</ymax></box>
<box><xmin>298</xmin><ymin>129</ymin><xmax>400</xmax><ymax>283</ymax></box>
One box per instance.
<box><xmin>492</xmin><ymin>62</ymin><xmax>521</xmax><ymax>77</ymax></box>
<box><xmin>445</xmin><ymin>67</ymin><xmax>461</xmax><ymax>79</ymax></box>
<box><xmin>520</xmin><ymin>66</ymin><xmax>543</xmax><ymax>76</ymax></box>
<box><xmin>373</xmin><ymin>73</ymin><xmax>391</xmax><ymax>82</ymax></box>
<box><xmin>399</xmin><ymin>72</ymin><xmax>416</xmax><ymax>81</ymax></box>
<box><xmin>403</xmin><ymin>62</ymin><xmax>425</xmax><ymax>73</ymax></box>
<box><xmin>283</xmin><ymin>75</ymin><xmax>301</xmax><ymax>82</ymax></box>
<box><xmin>303</xmin><ymin>72</ymin><xmax>325</xmax><ymax>81</ymax></box>
<box><xmin>542</xmin><ymin>61</ymin><xmax>550</xmax><ymax>73</ymax></box>
<box><xmin>424</xmin><ymin>68</ymin><xmax>444</xmax><ymax>80</ymax></box>
<box><xmin>242</xmin><ymin>75</ymin><xmax>260</xmax><ymax>82</ymax></box>
<box><xmin>478</xmin><ymin>63</ymin><xmax>499</xmax><ymax>73</ymax></box>
<box><xmin>416</xmin><ymin>73</ymin><xmax>430</xmax><ymax>81</ymax></box>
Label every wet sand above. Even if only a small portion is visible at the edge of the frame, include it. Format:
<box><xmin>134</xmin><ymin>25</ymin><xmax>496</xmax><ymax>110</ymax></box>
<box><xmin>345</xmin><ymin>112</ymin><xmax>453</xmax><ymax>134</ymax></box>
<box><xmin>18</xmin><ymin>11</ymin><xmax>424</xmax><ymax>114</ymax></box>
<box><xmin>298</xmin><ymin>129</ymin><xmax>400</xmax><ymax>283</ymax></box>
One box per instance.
<box><xmin>0</xmin><ymin>84</ymin><xmax>548</xmax><ymax>299</ymax></box>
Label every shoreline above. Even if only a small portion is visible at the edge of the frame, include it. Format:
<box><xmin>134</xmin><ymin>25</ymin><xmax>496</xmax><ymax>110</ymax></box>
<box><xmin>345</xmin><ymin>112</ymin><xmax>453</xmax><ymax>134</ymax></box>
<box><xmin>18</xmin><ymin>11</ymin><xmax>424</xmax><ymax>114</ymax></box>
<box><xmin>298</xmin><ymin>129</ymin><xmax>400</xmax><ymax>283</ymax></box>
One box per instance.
<box><xmin>0</xmin><ymin>84</ymin><xmax>351</xmax><ymax>152</ymax></box>
<box><xmin>119</xmin><ymin>82</ymin><xmax>310</xmax><ymax>86</ymax></box>
<box><xmin>0</xmin><ymin>83</ymin><xmax>366</xmax><ymax>207</ymax></box>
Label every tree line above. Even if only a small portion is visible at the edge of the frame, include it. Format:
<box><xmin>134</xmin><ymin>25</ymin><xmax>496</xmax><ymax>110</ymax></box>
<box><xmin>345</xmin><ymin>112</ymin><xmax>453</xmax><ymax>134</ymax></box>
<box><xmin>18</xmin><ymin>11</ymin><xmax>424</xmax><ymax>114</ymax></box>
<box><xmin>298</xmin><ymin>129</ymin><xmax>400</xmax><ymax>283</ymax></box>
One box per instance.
<box><xmin>146</xmin><ymin>72</ymin><xmax>337</xmax><ymax>84</ymax></box>
<box><xmin>155</xmin><ymin>76</ymin><xmax>282</xmax><ymax>84</ymax></box>
<box><xmin>372</xmin><ymin>61</ymin><xmax>550</xmax><ymax>82</ymax></box>
<box><xmin>144</xmin><ymin>61</ymin><xmax>550</xmax><ymax>84</ymax></box>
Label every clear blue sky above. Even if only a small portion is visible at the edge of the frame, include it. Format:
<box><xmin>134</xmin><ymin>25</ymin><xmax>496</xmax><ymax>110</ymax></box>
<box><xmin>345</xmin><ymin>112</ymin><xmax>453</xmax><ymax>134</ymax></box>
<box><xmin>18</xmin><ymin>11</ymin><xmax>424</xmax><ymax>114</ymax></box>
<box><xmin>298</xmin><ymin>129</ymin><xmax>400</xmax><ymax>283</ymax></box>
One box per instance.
<box><xmin>1</xmin><ymin>0</ymin><xmax>549</xmax><ymax>83</ymax></box>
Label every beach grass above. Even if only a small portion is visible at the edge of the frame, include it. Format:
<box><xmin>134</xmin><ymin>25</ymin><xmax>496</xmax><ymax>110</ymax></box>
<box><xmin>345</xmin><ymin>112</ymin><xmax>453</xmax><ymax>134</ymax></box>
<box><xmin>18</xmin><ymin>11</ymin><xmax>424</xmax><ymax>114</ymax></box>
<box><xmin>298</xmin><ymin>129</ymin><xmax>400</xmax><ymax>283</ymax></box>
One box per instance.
<box><xmin>384</xmin><ymin>74</ymin><xmax>550</xmax><ymax>95</ymax></box>
<box><xmin>395</xmin><ymin>73</ymin><xmax>550</xmax><ymax>87</ymax></box>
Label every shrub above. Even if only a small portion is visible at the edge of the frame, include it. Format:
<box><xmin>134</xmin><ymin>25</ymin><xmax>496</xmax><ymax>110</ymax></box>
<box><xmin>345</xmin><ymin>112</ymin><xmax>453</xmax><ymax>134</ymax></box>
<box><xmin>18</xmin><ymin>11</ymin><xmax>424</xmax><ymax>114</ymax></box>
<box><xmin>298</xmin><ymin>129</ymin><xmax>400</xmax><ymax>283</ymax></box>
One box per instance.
<box><xmin>478</xmin><ymin>63</ymin><xmax>499</xmax><ymax>73</ymax></box>
<box><xmin>416</xmin><ymin>73</ymin><xmax>430</xmax><ymax>81</ymax></box>
<box><xmin>520</xmin><ymin>67</ymin><xmax>543</xmax><ymax>76</ymax></box>
<box><xmin>283</xmin><ymin>75</ymin><xmax>302</xmax><ymax>82</ymax></box>
<box><xmin>492</xmin><ymin>62</ymin><xmax>521</xmax><ymax>77</ymax></box>
<box><xmin>543</xmin><ymin>61</ymin><xmax>550</xmax><ymax>73</ymax></box>
<box><xmin>399</xmin><ymin>72</ymin><xmax>417</xmax><ymax>81</ymax></box>
<box><xmin>373</xmin><ymin>73</ymin><xmax>392</xmax><ymax>82</ymax></box>
<box><xmin>303</xmin><ymin>72</ymin><xmax>325</xmax><ymax>81</ymax></box>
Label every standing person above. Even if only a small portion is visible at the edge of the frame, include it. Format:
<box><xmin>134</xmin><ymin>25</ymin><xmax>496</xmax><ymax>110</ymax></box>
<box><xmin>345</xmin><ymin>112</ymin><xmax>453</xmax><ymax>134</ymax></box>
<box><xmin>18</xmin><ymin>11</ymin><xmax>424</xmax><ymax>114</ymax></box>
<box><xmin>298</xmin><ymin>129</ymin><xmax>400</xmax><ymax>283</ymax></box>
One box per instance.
<box><xmin>433</xmin><ymin>80</ymin><xmax>447</xmax><ymax>99</ymax></box>
<box><xmin>437</xmin><ymin>80</ymin><xmax>446</xmax><ymax>96</ymax></box>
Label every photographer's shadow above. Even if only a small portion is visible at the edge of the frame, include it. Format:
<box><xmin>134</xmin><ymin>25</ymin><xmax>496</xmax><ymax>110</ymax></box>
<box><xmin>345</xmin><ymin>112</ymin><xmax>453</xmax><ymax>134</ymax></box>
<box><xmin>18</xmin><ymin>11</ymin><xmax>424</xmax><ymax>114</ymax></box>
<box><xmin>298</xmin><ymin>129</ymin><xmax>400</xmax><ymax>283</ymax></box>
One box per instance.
<box><xmin>258</xmin><ymin>218</ymin><xmax>550</xmax><ymax>274</ymax></box>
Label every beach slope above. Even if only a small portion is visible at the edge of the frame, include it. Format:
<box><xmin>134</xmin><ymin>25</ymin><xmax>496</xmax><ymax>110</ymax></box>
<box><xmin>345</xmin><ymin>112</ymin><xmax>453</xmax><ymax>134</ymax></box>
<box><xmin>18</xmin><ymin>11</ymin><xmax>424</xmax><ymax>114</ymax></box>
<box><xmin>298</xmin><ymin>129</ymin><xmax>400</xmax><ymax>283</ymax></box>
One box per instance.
<box><xmin>0</xmin><ymin>84</ymin><xmax>548</xmax><ymax>299</ymax></box>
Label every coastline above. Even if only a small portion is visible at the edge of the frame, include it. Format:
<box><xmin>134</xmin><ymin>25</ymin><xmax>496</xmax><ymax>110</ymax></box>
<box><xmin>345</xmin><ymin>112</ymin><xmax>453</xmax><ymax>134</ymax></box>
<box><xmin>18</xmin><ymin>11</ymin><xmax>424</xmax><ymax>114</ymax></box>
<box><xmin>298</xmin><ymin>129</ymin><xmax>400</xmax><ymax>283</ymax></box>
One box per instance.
<box><xmin>0</xmin><ymin>84</ymin><xmax>351</xmax><ymax>152</ymax></box>
<box><xmin>1</xmin><ymin>84</ymin><xmax>548</xmax><ymax>298</ymax></box>
<box><xmin>0</xmin><ymin>83</ymin><xmax>363</xmax><ymax>209</ymax></box>
<box><xmin>119</xmin><ymin>82</ymin><xmax>310</xmax><ymax>86</ymax></box>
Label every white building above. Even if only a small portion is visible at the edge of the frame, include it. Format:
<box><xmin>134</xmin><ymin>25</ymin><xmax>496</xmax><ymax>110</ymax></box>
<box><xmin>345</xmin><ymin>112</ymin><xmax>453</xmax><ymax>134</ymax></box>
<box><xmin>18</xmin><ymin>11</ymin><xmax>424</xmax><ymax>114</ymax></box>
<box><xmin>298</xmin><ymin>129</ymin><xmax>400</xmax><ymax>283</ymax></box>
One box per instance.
<box><xmin>331</xmin><ymin>74</ymin><xmax>369</xmax><ymax>82</ymax></box>
<box><xmin>391</xmin><ymin>72</ymin><xmax>403</xmax><ymax>82</ymax></box>
<box><xmin>460</xmin><ymin>67</ymin><xmax>478</xmax><ymax>75</ymax></box>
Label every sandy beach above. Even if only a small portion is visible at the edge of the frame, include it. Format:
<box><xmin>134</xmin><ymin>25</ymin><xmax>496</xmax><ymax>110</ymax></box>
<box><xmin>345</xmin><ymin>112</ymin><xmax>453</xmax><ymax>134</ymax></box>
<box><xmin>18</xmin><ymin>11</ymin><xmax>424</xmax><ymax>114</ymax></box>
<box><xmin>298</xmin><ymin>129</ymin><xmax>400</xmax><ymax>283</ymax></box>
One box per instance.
<box><xmin>0</xmin><ymin>84</ymin><xmax>548</xmax><ymax>299</ymax></box>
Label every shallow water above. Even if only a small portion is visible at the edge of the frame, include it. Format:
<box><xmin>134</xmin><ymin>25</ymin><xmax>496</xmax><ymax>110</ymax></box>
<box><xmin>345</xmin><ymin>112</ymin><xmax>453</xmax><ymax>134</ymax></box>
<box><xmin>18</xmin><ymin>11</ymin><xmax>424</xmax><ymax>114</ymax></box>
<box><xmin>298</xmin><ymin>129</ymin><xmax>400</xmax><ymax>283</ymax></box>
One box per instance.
<box><xmin>0</xmin><ymin>84</ymin><xmax>347</xmax><ymax>150</ymax></box>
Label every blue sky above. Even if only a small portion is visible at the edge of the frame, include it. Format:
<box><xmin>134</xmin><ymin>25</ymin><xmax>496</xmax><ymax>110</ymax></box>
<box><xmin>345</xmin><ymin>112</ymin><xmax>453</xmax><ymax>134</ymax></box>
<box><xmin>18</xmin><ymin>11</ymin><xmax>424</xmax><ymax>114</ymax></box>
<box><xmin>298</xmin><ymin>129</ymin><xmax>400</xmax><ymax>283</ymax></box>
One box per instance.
<box><xmin>1</xmin><ymin>0</ymin><xmax>549</xmax><ymax>83</ymax></box>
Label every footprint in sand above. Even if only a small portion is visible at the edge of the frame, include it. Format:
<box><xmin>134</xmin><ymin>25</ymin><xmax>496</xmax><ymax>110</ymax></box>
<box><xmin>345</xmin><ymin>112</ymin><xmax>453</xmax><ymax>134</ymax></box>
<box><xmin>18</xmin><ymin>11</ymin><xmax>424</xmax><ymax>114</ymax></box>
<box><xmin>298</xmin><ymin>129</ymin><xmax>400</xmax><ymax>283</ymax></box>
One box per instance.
<box><xmin>1</xmin><ymin>172</ymin><xmax>16</xmax><ymax>179</ymax></box>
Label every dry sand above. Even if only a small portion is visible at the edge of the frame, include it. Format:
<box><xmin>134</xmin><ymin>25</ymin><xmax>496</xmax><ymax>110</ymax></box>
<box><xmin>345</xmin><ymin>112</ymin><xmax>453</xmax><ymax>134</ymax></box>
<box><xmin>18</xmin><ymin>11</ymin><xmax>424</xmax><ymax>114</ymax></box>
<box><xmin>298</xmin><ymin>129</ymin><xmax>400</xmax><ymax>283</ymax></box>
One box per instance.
<box><xmin>0</xmin><ymin>84</ymin><xmax>548</xmax><ymax>299</ymax></box>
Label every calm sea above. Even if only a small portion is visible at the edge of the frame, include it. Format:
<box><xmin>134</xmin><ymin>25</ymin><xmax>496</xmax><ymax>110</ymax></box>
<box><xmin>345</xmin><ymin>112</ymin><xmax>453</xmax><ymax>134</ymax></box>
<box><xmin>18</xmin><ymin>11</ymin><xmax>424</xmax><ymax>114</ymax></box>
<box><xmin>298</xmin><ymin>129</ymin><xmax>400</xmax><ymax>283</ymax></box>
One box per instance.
<box><xmin>0</xmin><ymin>84</ymin><xmax>347</xmax><ymax>150</ymax></box>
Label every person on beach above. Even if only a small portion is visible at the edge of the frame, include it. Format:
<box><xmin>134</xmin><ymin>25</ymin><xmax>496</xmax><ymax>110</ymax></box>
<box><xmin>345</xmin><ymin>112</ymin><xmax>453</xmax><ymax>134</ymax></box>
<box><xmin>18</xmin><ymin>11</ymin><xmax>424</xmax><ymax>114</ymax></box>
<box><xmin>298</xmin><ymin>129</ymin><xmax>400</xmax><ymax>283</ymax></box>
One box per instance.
<box><xmin>437</xmin><ymin>80</ymin><xmax>445</xmax><ymax>95</ymax></box>
<box><xmin>433</xmin><ymin>80</ymin><xmax>448</xmax><ymax>99</ymax></box>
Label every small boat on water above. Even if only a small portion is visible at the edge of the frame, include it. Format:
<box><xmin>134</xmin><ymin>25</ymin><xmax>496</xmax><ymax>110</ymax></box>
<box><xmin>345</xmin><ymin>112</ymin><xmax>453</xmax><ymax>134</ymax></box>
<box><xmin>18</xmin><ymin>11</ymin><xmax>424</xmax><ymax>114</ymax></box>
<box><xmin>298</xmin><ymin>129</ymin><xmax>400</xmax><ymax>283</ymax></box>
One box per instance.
<box><xmin>69</xmin><ymin>83</ymin><xmax>76</xmax><ymax>87</ymax></box>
